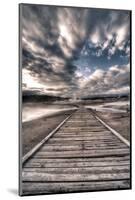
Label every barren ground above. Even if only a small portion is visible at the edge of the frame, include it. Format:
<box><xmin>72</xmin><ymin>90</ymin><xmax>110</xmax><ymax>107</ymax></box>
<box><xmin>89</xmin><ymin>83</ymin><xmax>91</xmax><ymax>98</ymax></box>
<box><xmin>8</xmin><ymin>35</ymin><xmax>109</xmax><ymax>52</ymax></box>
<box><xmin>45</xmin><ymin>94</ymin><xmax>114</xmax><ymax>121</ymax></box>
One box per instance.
<box><xmin>22</xmin><ymin>110</ymin><xmax>74</xmax><ymax>156</ymax></box>
<box><xmin>95</xmin><ymin>111</ymin><xmax>130</xmax><ymax>141</ymax></box>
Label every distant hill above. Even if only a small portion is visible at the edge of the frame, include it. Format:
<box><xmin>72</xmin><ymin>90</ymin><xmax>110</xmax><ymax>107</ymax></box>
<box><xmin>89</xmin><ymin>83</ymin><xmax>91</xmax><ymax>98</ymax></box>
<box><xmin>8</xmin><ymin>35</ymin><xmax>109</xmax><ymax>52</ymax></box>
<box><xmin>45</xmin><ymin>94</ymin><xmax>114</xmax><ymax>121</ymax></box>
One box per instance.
<box><xmin>22</xmin><ymin>91</ymin><xmax>69</xmax><ymax>102</ymax></box>
<box><xmin>81</xmin><ymin>93</ymin><xmax>129</xmax><ymax>100</ymax></box>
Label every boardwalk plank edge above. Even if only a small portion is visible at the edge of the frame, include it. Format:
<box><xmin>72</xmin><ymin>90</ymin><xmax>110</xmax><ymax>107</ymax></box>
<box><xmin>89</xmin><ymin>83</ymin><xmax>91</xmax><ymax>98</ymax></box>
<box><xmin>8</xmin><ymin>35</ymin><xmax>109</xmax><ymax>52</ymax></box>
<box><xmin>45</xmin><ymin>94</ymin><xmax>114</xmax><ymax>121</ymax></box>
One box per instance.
<box><xmin>22</xmin><ymin>172</ymin><xmax>130</xmax><ymax>182</ymax></box>
<box><xmin>22</xmin><ymin>180</ymin><xmax>130</xmax><ymax>194</ymax></box>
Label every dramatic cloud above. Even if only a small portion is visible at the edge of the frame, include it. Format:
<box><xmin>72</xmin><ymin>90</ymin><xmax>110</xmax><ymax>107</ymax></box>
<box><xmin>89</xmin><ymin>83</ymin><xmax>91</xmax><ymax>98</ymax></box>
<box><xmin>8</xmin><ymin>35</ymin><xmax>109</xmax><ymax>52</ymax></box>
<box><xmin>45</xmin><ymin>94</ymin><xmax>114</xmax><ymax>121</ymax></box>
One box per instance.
<box><xmin>21</xmin><ymin>4</ymin><xmax>130</xmax><ymax>98</ymax></box>
<box><xmin>75</xmin><ymin>64</ymin><xmax>130</xmax><ymax>97</ymax></box>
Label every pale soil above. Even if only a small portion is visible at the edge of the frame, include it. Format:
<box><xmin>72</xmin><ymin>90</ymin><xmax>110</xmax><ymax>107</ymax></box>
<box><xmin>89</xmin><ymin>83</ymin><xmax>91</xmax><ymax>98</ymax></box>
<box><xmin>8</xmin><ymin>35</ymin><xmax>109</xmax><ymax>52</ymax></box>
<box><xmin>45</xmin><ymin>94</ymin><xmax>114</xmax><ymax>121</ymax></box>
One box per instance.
<box><xmin>96</xmin><ymin>111</ymin><xmax>130</xmax><ymax>141</ymax></box>
<box><xmin>22</xmin><ymin>110</ymin><xmax>73</xmax><ymax>156</ymax></box>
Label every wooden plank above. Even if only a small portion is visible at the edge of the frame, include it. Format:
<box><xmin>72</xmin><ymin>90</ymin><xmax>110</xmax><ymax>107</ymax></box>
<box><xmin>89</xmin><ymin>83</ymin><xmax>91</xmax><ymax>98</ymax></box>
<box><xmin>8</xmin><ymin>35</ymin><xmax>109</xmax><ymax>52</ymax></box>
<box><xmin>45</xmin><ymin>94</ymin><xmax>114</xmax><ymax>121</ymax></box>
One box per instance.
<box><xmin>24</xmin><ymin>160</ymin><xmax>129</xmax><ymax>168</ymax></box>
<box><xmin>68</xmin><ymin>116</ymin><xmax>97</xmax><ymax>118</ymax></box>
<box><xmin>69</xmin><ymin>119</ymin><xmax>96</xmax><ymax>121</ymax></box>
<box><xmin>53</xmin><ymin>135</ymin><xmax>113</xmax><ymax>138</ymax></box>
<box><xmin>58</xmin><ymin>129</ymin><xmax>107</xmax><ymax>133</ymax></box>
<box><xmin>71</xmin><ymin>115</ymin><xmax>94</xmax><ymax>117</ymax></box>
<box><xmin>22</xmin><ymin>171</ymin><xmax>130</xmax><ymax>182</ymax></box>
<box><xmin>23</xmin><ymin>165</ymin><xmax>130</xmax><ymax>173</ymax></box>
<box><xmin>56</xmin><ymin>131</ymin><xmax>110</xmax><ymax>133</ymax></box>
<box><xmin>55</xmin><ymin>131</ymin><xmax>111</xmax><ymax>135</ymax></box>
<box><xmin>57</xmin><ymin>132</ymin><xmax>110</xmax><ymax>135</ymax></box>
<box><xmin>22</xmin><ymin>180</ymin><xmax>130</xmax><ymax>194</ymax></box>
<box><xmin>54</xmin><ymin>134</ymin><xmax>112</xmax><ymax>138</ymax></box>
<box><xmin>55</xmin><ymin>132</ymin><xmax>112</xmax><ymax>136</ymax></box>
<box><xmin>48</xmin><ymin>138</ymin><xmax>122</xmax><ymax>143</ymax></box>
<box><xmin>52</xmin><ymin>136</ymin><xmax>116</xmax><ymax>140</ymax></box>
<box><xmin>37</xmin><ymin>148</ymin><xmax>129</xmax><ymax>154</ymax></box>
<box><xmin>64</xmin><ymin>121</ymin><xmax>100</xmax><ymax>123</ymax></box>
<box><xmin>27</xmin><ymin>155</ymin><xmax>130</xmax><ymax>163</ymax></box>
<box><xmin>60</xmin><ymin>127</ymin><xmax>106</xmax><ymax>131</ymax></box>
<box><xmin>49</xmin><ymin>136</ymin><xmax>119</xmax><ymax>141</ymax></box>
<box><xmin>34</xmin><ymin>149</ymin><xmax>129</xmax><ymax>158</ymax></box>
<box><xmin>40</xmin><ymin>145</ymin><xmax>127</xmax><ymax>151</ymax></box>
<box><xmin>50</xmin><ymin>137</ymin><xmax>117</xmax><ymax>142</ymax></box>
<box><xmin>64</xmin><ymin>121</ymin><xmax>101</xmax><ymax>124</ymax></box>
<box><xmin>46</xmin><ymin>140</ymin><xmax>125</xmax><ymax>146</ymax></box>
<box><xmin>68</xmin><ymin>117</ymin><xmax>96</xmax><ymax>119</ymax></box>
<box><xmin>63</xmin><ymin>124</ymin><xmax>103</xmax><ymax>128</ymax></box>
<box><xmin>64</xmin><ymin>121</ymin><xmax>101</xmax><ymax>123</ymax></box>
<box><xmin>42</xmin><ymin>143</ymin><xmax>126</xmax><ymax>148</ymax></box>
<box><xmin>53</xmin><ymin>136</ymin><xmax>115</xmax><ymax>140</ymax></box>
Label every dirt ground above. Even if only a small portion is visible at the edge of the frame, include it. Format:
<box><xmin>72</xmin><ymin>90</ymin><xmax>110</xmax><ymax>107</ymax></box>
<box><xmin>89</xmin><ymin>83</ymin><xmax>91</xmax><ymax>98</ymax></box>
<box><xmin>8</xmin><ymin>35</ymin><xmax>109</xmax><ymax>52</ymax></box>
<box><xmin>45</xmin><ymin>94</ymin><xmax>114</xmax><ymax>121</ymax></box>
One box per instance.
<box><xmin>96</xmin><ymin>111</ymin><xmax>130</xmax><ymax>141</ymax></box>
<box><xmin>22</xmin><ymin>110</ymin><xmax>74</xmax><ymax>156</ymax></box>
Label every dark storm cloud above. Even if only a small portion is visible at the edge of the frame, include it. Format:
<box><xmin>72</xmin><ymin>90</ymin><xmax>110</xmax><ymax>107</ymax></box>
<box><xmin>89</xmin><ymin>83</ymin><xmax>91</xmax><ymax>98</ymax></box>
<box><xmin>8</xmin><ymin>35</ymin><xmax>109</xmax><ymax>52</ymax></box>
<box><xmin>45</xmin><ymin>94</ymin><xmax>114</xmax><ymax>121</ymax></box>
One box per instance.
<box><xmin>21</xmin><ymin>4</ymin><xmax>130</xmax><ymax>97</ymax></box>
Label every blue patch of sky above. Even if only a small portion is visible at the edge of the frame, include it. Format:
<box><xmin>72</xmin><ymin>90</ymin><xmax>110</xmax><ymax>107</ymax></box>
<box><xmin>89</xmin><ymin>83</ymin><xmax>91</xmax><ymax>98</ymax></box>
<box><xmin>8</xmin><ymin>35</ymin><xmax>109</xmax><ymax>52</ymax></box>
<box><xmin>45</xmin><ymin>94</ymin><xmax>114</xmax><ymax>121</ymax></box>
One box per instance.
<box><xmin>73</xmin><ymin>40</ymin><xmax>129</xmax><ymax>75</ymax></box>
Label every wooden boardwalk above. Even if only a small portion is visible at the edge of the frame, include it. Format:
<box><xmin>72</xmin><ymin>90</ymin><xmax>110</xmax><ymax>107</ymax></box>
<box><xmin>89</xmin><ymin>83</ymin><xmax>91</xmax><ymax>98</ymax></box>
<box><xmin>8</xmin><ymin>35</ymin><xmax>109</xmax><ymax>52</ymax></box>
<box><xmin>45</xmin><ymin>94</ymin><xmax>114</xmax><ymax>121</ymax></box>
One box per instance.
<box><xmin>22</xmin><ymin>108</ymin><xmax>130</xmax><ymax>195</ymax></box>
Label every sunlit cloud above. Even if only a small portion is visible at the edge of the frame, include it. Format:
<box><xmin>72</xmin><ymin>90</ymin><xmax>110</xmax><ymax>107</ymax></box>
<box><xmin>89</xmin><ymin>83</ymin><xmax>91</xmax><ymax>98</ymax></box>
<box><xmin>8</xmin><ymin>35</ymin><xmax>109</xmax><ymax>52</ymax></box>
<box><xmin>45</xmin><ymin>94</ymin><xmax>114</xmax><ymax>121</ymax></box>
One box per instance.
<box><xmin>23</xmin><ymin>69</ymin><xmax>45</xmax><ymax>89</ymax></box>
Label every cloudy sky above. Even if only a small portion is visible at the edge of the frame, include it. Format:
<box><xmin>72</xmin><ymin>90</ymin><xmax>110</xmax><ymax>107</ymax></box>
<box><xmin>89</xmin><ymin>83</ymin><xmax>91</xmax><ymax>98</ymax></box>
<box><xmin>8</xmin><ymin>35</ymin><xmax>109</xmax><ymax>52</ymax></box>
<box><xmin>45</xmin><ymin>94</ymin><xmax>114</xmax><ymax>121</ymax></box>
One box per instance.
<box><xmin>21</xmin><ymin>4</ymin><xmax>130</xmax><ymax>98</ymax></box>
